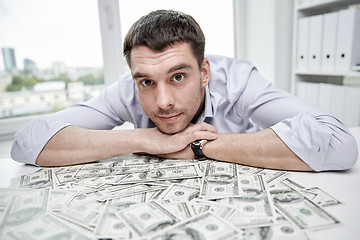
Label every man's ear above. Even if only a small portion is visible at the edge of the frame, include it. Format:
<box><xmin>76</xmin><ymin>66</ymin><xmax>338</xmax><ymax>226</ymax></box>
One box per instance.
<box><xmin>200</xmin><ymin>57</ymin><xmax>210</xmax><ymax>87</ymax></box>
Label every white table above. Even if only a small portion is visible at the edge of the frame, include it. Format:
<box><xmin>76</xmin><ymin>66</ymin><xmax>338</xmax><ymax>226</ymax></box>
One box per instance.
<box><xmin>1</xmin><ymin>127</ymin><xmax>360</xmax><ymax>239</ymax></box>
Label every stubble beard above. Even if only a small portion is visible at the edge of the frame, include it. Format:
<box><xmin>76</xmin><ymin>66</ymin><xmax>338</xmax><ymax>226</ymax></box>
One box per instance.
<box><xmin>152</xmin><ymin>108</ymin><xmax>192</xmax><ymax>135</ymax></box>
<box><xmin>146</xmin><ymin>79</ymin><xmax>204</xmax><ymax>135</ymax></box>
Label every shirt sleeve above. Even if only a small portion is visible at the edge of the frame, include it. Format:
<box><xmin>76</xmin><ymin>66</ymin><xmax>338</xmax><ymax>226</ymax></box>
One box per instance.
<box><xmin>236</xmin><ymin>69</ymin><xmax>358</xmax><ymax>171</ymax></box>
<box><xmin>11</xmin><ymin>79</ymin><xmax>130</xmax><ymax>165</ymax></box>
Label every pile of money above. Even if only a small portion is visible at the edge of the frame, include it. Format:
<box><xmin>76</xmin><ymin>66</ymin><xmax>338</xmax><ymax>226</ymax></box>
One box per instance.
<box><xmin>0</xmin><ymin>154</ymin><xmax>342</xmax><ymax>239</ymax></box>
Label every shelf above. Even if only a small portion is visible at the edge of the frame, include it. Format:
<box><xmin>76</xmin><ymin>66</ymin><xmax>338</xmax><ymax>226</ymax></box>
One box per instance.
<box><xmin>297</xmin><ymin>0</ymin><xmax>360</xmax><ymax>12</ymax></box>
<box><xmin>294</xmin><ymin>70</ymin><xmax>360</xmax><ymax>77</ymax></box>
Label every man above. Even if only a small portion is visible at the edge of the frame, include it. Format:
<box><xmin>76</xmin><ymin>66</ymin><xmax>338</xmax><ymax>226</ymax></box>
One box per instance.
<box><xmin>11</xmin><ymin>10</ymin><xmax>358</xmax><ymax>171</ymax></box>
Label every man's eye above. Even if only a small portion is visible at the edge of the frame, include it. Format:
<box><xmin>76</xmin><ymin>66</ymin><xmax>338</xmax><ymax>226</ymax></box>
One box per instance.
<box><xmin>172</xmin><ymin>74</ymin><xmax>184</xmax><ymax>82</ymax></box>
<box><xmin>140</xmin><ymin>79</ymin><xmax>154</xmax><ymax>87</ymax></box>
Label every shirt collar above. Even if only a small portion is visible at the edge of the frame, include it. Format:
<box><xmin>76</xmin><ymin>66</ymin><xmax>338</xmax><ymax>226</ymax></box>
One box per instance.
<box><xmin>195</xmin><ymin>85</ymin><xmax>214</xmax><ymax>123</ymax></box>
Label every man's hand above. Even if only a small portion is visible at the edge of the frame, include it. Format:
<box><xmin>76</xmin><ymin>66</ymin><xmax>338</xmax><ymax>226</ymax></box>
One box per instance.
<box><xmin>136</xmin><ymin>122</ymin><xmax>218</xmax><ymax>157</ymax></box>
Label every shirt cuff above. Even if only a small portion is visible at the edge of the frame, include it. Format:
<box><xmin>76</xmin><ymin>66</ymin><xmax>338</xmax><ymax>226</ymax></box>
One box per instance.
<box><xmin>11</xmin><ymin>117</ymin><xmax>71</xmax><ymax>165</ymax></box>
<box><xmin>270</xmin><ymin>113</ymin><xmax>332</xmax><ymax>172</ymax></box>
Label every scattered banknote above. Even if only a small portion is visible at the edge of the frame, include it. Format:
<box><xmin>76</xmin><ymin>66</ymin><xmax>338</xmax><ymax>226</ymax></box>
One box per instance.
<box><xmin>0</xmin><ymin>154</ymin><xmax>345</xmax><ymax>239</ymax></box>
<box><xmin>157</xmin><ymin>183</ymin><xmax>200</xmax><ymax>203</ymax></box>
<box><xmin>9</xmin><ymin>168</ymin><xmax>53</xmax><ymax>189</ymax></box>
<box><xmin>116</xmin><ymin>200</ymin><xmax>180</xmax><ymax>238</ymax></box>
<box><xmin>151</xmin><ymin>212</ymin><xmax>240</xmax><ymax>240</ymax></box>
<box><xmin>215</xmin><ymin>174</ymin><xmax>276</xmax><ymax>228</ymax></box>
<box><xmin>299</xmin><ymin>187</ymin><xmax>342</xmax><ymax>207</ymax></box>
<box><xmin>236</xmin><ymin>209</ymin><xmax>311</xmax><ymax>240</ymax></box>
<box><xmin>0</xmin><ymin>188</ymin><xmax>50</xmax><ymax>235</ymax></box>
<box><xmin>268</xmin><ymin>181</ymin><xmax>340</xmax><ymax>230</ymax></box>
<box><xmin>200</xmin><ymin>161</ymin><xmax>243</xmax><ymax>198</ymax></box>
<box><xmin>5</xmin><ymin>214</ymin><xmax>92</xmax><ymax>240</ymax></box>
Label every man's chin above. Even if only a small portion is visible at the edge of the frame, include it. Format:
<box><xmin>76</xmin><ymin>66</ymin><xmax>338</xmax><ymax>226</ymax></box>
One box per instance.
<box><xmin>156</xmin><ymin>123</ymin><xmax>189</xmax><ymax>135</ymax></box>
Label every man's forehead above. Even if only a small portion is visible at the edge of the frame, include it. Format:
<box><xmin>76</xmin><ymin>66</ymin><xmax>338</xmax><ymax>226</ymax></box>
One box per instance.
<box><xmin>130</xmin><ymin>43</ymin><xmax>198</xmax><ymax>76</ymax></box>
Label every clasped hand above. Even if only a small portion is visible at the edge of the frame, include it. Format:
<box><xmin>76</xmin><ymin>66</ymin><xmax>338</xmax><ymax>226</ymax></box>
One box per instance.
<box><xmin>136</xmin><ymin>122</ymin><xmax>218</xmax><ymax>159</ymax></box>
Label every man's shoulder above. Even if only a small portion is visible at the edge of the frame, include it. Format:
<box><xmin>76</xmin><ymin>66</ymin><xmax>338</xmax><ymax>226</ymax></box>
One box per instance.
<box><xmin>206</xmin><ymin>54</ymin><xmax>253</xmax><ymax>69</ymax></box>
<box><xmin>206</xmin><ymin>55</ymin><xmax>255</xmax><ymax>100</ymax></box>
<box><xmin>112</xmin><ymin>73</ymin><xmax>139</xmax><ymax>106</ymax></box>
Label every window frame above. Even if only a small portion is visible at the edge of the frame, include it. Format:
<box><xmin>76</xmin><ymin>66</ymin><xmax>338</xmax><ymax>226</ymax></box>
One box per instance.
<box><xmin>0</xmin><ymin>0</ymin><xmax>125</xmax><ymax>140</ymax></box>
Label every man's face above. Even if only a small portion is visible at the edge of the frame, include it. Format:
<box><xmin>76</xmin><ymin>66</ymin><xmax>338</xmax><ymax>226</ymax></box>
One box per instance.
<box><xmin>130</xmin><ymin>42</ymin><xmax>210</xmax><ymax>134</ymax></box>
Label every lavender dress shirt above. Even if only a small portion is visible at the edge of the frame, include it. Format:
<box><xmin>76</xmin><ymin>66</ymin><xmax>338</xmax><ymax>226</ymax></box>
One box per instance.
<box><xmin>11</xmin><ymin>55</ymin><xmax>358</xmax><ymax>171</ymax></box>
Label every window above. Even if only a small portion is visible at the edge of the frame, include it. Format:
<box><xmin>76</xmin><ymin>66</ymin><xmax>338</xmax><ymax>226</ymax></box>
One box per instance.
<box><xmin>0</xmin><ymin>0</ymin><xmax>235</xmax><ymax>139</ymax></box>
<box><xmin>0</xmin><ymin>0</ymin><xmax>104</xmax><ymax>120</ymax></box>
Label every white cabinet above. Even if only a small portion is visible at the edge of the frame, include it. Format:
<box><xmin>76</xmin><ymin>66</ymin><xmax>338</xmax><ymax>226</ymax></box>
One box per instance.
<box><xmin>291</xmin><ymin>0</ymin><xmax>360</xmax><ymax>127</ymax></box>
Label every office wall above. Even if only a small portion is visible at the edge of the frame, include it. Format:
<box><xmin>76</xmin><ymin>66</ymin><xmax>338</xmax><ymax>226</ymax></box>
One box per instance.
<box><xmin>234</xmin><ymin>0</ymin><xmax>293</xmax><ymax>92</ymax></box>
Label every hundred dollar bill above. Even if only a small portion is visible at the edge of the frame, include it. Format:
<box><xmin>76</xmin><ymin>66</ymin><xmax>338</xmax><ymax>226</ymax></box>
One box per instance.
<box><xmin>281</xmin><ymin>178</ymin><xmax>305</xmax><ymax>191</ymax></box>
<box><xmin>53</xmin><ymin>164</ymin><xmax>83</xmax><ymax>174</ymax></box>
<box><xmin>117</xmin><ymin>164</ymin><xmax>203</xmax><ymax>184</ymax></box>
<box><xmin>74</xmin><ymin>168</ymin><xmax>117</xmax><ymax>179</ymax></box>
<box><xmin>75</xmin><ymin>177</ymin><xmax>107</xmax><ymax>188</ymax></box>
<box><xmin>0</xmin><ymin>188</ymin><xmax>50</xmax><ymax>235</ymax></box>
<box><xmin>121</xmin><ymin>155</ymin><xmax>163</xmax><ymax>166</ymax></box>
<box><xmin>151</xmin><ymin>212</ymin><xmax>239</xmax><ymax>240</ymax></box>
<box><xmin>54</xmin><ymin>170</ymin><xmax>79</xmax><ymax>185</ymax></box>
<box><xmin>119</xmin><ymin>154</ymin><xmax>196</xmax><ymax>167</ymax></box>
<box><xmin>151</xmin><ymin>177</ymin><xmax>201</xmax><ymax>189</ymax></box>
<box><xmin>117</xmin><ymin>200</ymin><xmax>180</xmax><ymax>238</ymax></box>
<box><xmin>158</xmin><ymin>183</ymin><xmax>200</xmax><ymax>203</ymax></box>
<box><xmin>107</xmin><ymin>182</ymin><xmax>166</xmax><ymax>194</ymax></box>
<box><xmin>93</xmin><ymin>174</ymin><xmax>129</xmax><ymax>185</ymax></box>
<box><xmin>279</xmin><ymin>179</ymin><xmax>341</xmax><ymax>207</ymax></box>
<box><xmin>10</xmin><ymin>169</ymin><xmax>53</xmax><ymax>189</ymax></box>
<box><xmin>190</xmin><ymin>199</ymin><xmax>236</xmax><ymax>219</ymax></box>
<box><xmin>6</xmin><ymin>214</ymin><xmax>92</xmax><ymax>240</ymax></box>
<box><xmin>299</xmin><ymin>187</ymin><xmax>342</xmax><ymax>207</ymax></box>
<box><xmin>217</xmin><ymin>175</ymin><xmax>276</xmax><ymax>228</ymax></box>
<box><xmin>64</xmin><ymin>190</ymin><xmax>104</xmax><ymax>209</ymax></box>
<box><xmin>269</xmin><ymin>181</ymin><xmax>340</xmax><ymax>230</ymax></box>
<box><xmin>237</xmin><ymin>210</ymin><xmax>310</xmax><ymax>240</ymax></box>
<box><xmin>53</xmin><ymin>203</ymin><xmax>101</xmax><ymax>231</ymax></box>
<box><xmin>255</xmin><ymin>169</ymin><xmax>290</xmax><ymax>184</ymax></box>
<box><xmin>79</xmin><ymin>158</ymin><xmax>125</xmax><ymax>170</ymax></box>
<box><xmin>49</xmin><ymin>189</ymin><xmax>78</xmax><ymax>211</ymax></box>
<box><xmin>238</xmin><ymin>165</ymin><xmax>290</xmax><ymax>184</ymax></box>
<box><xmin>150</xmin><ymin>159</ymin><xmax>200</xmax><ymax>168</ymax></box>
<box><xmin>96</xmin><ymin>184</ymin><xmax>166</xmax><ymax>202</ymax></box>
<box><xmin>94</xmin><ymin>197</ymin><xmax>140</xmax><ymax>238</ymax></box>
<box><xmin>200</xmin><ymin>161</ymin><xmax>242</xmax><ymax>198</ymax></box>
<box><xmin>81</xmin><ymin>163</ymin><xmax>150</xmax><ymax>176</ymax></box>
<box><xmin>0</xmin><ymin>210</ymin><xmax>4</xmax><ymax>224</ymax></box>
<box><xmin>161</xmin><ymin>202</ymin><xmax>195</xmax><ymax>221</ymax></box>
<box><xmin>0</xmin><ymin>188</ymin><xmax>31</xmax><ymax>210</ymax></box>
<box><xmin>269</xmin><ymin>210</ymin><xmax>311</xmax><ymax>240</ymax></box>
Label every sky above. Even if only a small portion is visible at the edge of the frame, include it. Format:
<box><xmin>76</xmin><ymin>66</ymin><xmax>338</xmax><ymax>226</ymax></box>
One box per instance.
<box><xmin>0</xmin><ymin>0</ymin><xmax>234</xmax><ymax>70</ymax></box>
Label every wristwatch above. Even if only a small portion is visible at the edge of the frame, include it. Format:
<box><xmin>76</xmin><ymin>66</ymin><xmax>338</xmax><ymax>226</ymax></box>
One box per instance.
<box><xmin>190</xmin><ymin>139</ymin><xmax>208</xmax><ymax>160</ymax></box>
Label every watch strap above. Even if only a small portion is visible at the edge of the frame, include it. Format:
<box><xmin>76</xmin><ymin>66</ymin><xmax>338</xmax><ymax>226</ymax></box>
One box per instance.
<box><xmin>190</xmin><ymin>139</ymin><xmax>208</xmax><ymax>160</ymax></box>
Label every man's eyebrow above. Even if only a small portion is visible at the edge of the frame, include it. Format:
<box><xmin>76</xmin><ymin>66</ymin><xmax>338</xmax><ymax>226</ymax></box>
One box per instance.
<box><xmin>132</xmin><ymin>63</ymin><xmax>193</xmax><ymax>79</ymax></box>
<box><xmin>132</xmin><ymin>72</ymin><xmax>148</xmax><ymax>79</ymax></box>
<box><xmin>168</xmin><ymin>64</ymin><xmax>192</xmax><ymax>74</ymax></box>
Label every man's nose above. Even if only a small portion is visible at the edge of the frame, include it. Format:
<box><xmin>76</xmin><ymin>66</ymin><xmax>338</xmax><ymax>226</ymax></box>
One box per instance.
<box><xmin>156</xmin><ymin>84</ymin><xmax>174</xmax><ymax>109</ymax></box>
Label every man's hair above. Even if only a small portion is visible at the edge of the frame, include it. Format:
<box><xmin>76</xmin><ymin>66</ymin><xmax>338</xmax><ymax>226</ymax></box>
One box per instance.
<box><xmin>123</xmin><ymin>10</ymin><xmax>205</xmax><ymax>68</ymax></box>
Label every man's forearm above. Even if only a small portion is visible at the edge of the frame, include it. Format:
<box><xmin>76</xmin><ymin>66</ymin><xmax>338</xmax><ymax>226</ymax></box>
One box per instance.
<box><xmin>36</xmin><ymin>126</ymin><xmax>144</xmax><ymax>166</ymax></box>
<box><xmin>203</xmin><ymin>128</ymin><xmax>314</xmax><ymax>171</ymax></box>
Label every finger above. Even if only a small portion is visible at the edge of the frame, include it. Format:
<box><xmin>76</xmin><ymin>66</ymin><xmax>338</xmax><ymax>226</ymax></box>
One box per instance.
<box><xmin>192</xmin><ymin>130</ymin><xmax>218</xmax><ymax>141</ymax></box>
<box><xmin>198</xmin><ymin>122</ymin><xmax>218</xmax><ymax>133</ymax></box>
<box><xmin>187</xmin><ymin>122</ymin><xmax>218</xmax><ymax>134</ymax></box>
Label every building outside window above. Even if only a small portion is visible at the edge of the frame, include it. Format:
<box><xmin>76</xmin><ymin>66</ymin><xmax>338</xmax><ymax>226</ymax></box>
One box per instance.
<box><xmin>0</xmin><ymin>0</ymin><xmax>104</xmax><ymax>120</ymax></box>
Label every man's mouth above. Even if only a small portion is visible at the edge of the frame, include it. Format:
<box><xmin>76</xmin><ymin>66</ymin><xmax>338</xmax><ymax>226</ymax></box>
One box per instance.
<box><xmin>157</xmin><ymin>113</ymin><xmax>182</xmax><ymax>123</ymax></box>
